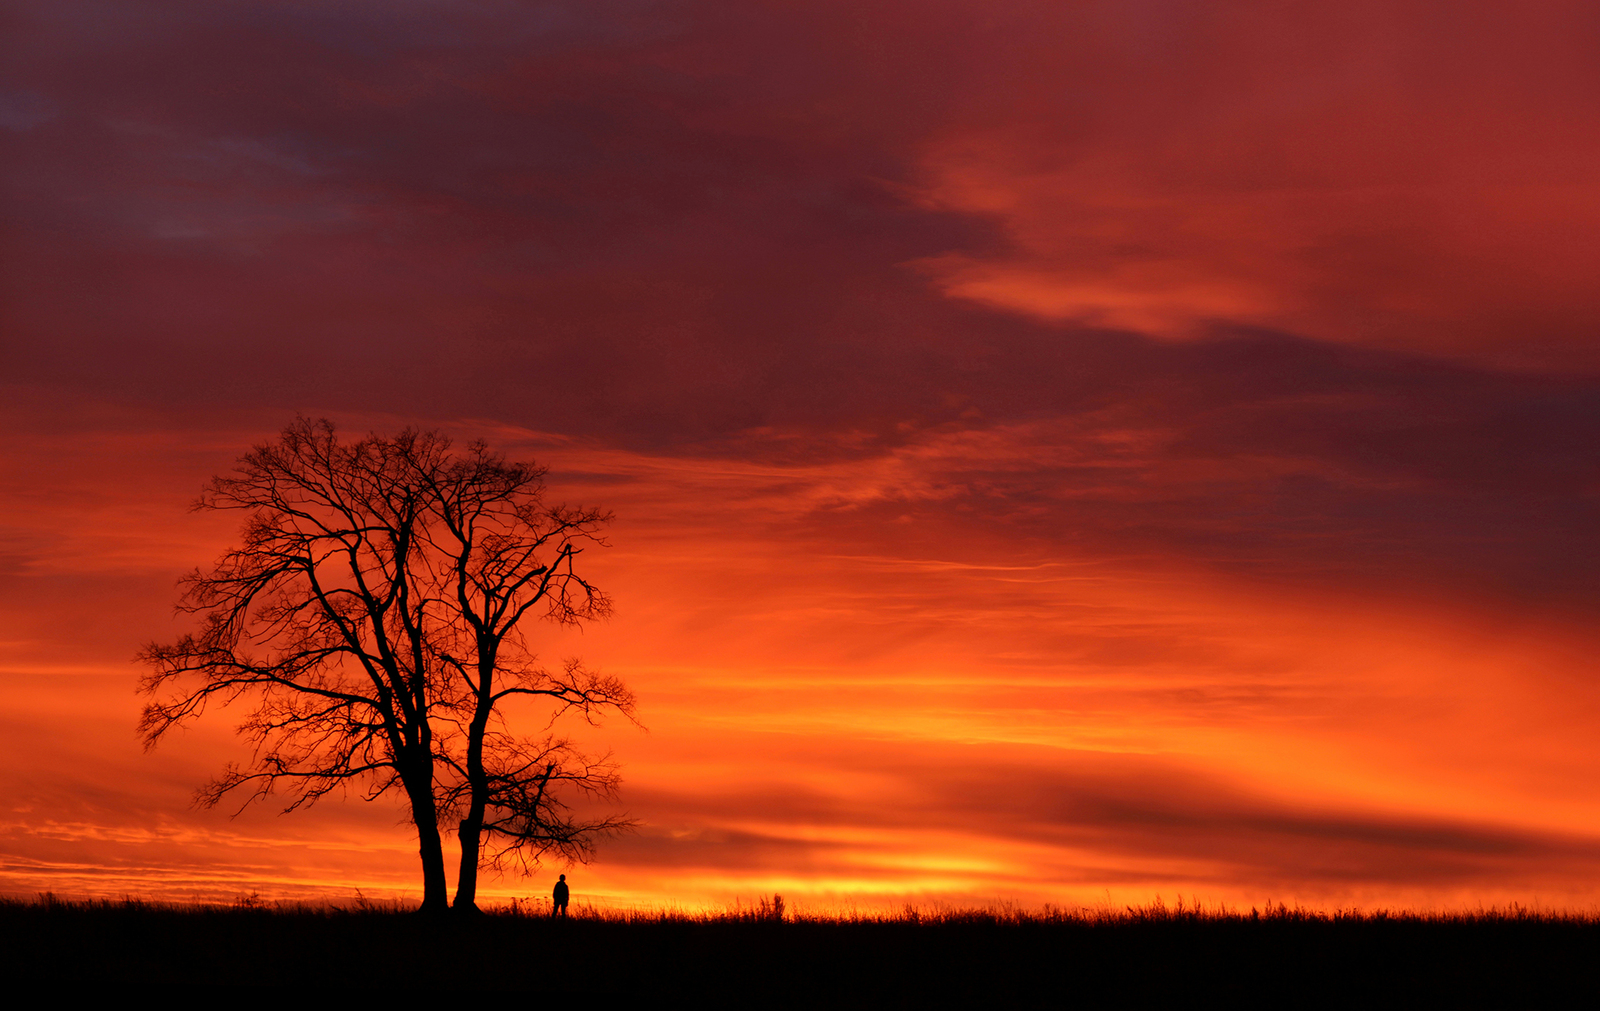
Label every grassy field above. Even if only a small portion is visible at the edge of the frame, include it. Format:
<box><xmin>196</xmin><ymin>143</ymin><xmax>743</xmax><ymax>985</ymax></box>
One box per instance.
<box><xmin>3</xmin><ymin>894</ymin><xmax>1594</xmax><ymax>1001</ymax></box>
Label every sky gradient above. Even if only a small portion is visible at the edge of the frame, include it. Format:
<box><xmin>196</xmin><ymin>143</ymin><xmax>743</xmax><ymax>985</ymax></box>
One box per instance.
<box><xmin>4</xmin><ymin>1</ymin><xmax>1600</xmax><ymax>911</ymax></box>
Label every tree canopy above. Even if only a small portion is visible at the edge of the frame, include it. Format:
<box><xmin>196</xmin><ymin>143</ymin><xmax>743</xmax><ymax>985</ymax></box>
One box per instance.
<box><xmin>138</xmin><ymin>419</ymin><xmax>635</xmax><ymax>913</ymax></box>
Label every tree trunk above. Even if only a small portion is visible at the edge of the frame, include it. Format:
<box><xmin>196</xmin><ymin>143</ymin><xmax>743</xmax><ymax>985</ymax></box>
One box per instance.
<box><xmin>399</xmin><ymin>746</ymin><xmax>449</xmax><ymax>915</ymax></box>
<box><xmin>451</xmin><ymin>657</ymin><xmax>495</xmax><ymax>913</ymax></box>
<box><xmin>453</xmin><ymin>809</ymin><xmax>484</xmax><ymax>913</ymax></box>
<box><xmin>450</xmin><ymin>722</ymin><xmax>490</xmax><ymax>912</ymax></box>
<box><xmin>415</xmin><ymin>813</ymin><xmax>450</xmax><ymax>915</ymax></box>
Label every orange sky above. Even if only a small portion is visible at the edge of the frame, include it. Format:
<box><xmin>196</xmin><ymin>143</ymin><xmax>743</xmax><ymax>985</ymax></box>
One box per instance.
<box><xmin>3</xmin><ymin>2</ymin><xmax>1600</xmax><ymax>912</ymax></box>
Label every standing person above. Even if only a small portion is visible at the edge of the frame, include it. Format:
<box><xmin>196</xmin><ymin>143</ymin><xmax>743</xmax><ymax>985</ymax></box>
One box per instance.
<box><xmin>552</xmin><ymin>873</ymin><xmax>569</xmax><ymax>918</ymax></box>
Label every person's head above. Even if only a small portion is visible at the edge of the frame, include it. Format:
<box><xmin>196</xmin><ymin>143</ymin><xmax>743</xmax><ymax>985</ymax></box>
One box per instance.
<box><xmin>559</xmin><ymin>874</ymin><xmax>566</xmax><ymax>881</ymax></box>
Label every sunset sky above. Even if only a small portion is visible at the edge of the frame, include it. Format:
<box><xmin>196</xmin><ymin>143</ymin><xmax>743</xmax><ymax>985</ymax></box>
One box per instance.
<box><xmin>4</xmin><ymin>1</ymin><xmax>1600</xmax><ymax>912</ymax></box>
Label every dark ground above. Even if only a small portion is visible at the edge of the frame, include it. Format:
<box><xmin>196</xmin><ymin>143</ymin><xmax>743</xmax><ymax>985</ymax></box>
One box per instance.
<box><xmin>3</xmin><ymin>898</ymin><xmax>1593</xmax><ymax>1004</ymax></box>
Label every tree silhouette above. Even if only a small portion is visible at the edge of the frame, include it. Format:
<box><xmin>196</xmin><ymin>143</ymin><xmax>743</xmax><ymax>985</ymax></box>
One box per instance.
<box><xmin>138</xmin><ymin>419</ymin><xmax>635</xmax><ymax>914</ymax></box>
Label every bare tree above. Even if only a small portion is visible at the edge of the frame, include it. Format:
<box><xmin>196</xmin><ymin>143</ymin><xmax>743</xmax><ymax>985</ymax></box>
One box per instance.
<box><xmin>421</xmin><ymin>439</ymin><xmax>636</xmax><ymax>911</ymax></box>
<box><xmin>137</xmin><ymin>419</ymin><xmax>635</xmax><ymax>914</ymax></box>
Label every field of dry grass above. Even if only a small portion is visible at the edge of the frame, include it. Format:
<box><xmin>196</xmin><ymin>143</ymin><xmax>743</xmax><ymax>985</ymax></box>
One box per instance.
<box><xmin>4</xmin><ymin>893</ymin><xmax>1595</xmax><ymax>1001</ymax></box>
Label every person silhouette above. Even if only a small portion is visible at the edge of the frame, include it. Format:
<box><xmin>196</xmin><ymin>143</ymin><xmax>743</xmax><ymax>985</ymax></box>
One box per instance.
<box><xmin>552</xmin><ymin>873</ymin><xmax>569</xmax><ymax>918</ymax></box>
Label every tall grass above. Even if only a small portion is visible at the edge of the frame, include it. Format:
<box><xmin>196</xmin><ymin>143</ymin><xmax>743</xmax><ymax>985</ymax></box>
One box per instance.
<box><xmin>480</xmin><ymin>892</ymin><xmax>1595</xmax><ymax>927</ymax></box>
<box><xmin>7</xmin><ymin>890</ymin><xmax>1596</xmax><ymax>997</ymax></box>
<box><xmin>8</xmin><ymin>890</ymin><xmax>1595</xmax><ymax>927</ymax></box>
